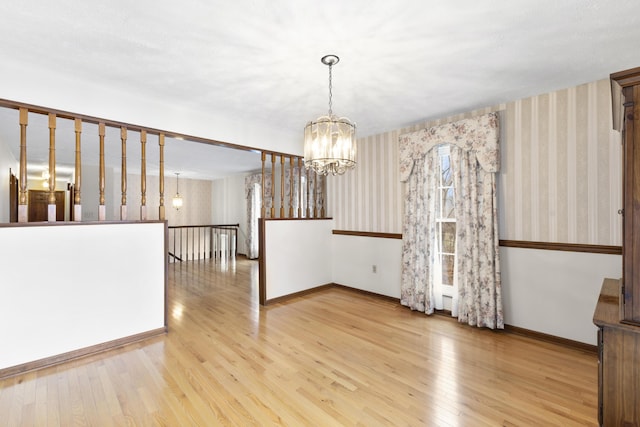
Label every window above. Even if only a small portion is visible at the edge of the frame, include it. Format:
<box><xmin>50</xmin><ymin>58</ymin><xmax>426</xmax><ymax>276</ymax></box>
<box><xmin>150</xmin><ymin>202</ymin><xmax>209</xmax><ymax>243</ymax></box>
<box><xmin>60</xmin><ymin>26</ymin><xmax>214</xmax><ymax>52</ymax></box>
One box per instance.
<box><xmin>435</xmin><ymin>145</ymin><xmax>456</xmax><ymax>303</ymax></box>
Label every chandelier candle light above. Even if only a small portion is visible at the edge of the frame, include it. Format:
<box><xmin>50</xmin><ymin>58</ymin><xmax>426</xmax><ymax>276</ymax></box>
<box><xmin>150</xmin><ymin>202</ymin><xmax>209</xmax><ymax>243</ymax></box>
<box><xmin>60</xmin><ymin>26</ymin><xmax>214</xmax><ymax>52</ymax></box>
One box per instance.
<box><xmin>303</xmin><ymin>54</ymin><xmax>356</xmax><ymax>175</ymax></box>
<box><xmin>173</xmin><ymin>172</ymin><xmax>183</xmax><ymax>210</ymax></box>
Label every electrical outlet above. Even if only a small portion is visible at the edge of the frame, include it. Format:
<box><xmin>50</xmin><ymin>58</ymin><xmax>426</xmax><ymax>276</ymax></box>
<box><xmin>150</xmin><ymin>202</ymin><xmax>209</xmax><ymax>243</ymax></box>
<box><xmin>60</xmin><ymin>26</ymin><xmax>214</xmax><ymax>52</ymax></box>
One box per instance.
<box><xmin>372</xmin><ymin>265</ymin><xmax>377</xmax><ymax>273</ymax></box>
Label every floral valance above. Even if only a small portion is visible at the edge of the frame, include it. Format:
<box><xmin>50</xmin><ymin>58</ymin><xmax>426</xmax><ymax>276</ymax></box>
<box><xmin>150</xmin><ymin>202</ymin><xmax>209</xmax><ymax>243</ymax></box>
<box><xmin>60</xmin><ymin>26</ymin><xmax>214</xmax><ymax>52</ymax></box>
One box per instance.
<box><xmin>398</xmin><ymin>112</ymin><xmax>499</xmax><ymax>182</ymax></box>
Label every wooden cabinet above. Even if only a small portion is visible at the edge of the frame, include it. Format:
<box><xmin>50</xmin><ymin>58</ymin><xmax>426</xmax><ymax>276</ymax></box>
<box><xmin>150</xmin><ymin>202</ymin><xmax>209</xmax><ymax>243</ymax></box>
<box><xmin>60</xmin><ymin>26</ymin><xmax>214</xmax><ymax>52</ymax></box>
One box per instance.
<box><xmin>592</xmin><ymin>66</ymin><xmax>640</xmax><ymax>426</ymax></box>
<box><xmin>594</xmin><ymin>279</ymin><xmax>640</xmax><ymax>426</ymax></box>
<box><xmin>28</xmin><ymin>190</ymin><xmax>65</xmax><ymax>222</ymax></box>
<box><xmin>614</xmin><ymin>66</ymin><xmax>640</xmax><ymax>324</ymax></box>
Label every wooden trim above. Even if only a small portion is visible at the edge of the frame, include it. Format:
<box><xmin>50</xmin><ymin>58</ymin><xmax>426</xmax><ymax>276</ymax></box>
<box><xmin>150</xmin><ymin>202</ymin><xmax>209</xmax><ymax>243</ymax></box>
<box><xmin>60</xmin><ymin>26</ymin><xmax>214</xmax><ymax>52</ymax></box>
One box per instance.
<box><xmin>0</xmin><ymin>98</ymin><xmax>316</xmax><ymax>173</ymax></box>
<box><xmin>331</xmin><ymin>231</ymin><xmax>621</xmax><ymax>254</ymax></box>
<box><xmin>280</xmin><ymin>155</ymin><xmax>285</xmax><ymax>218</ymax></box>
<box><xmin>432</xmin><ymin>311</ymin><xmax>597</xmax><ymax>354</ymax></box>
<box><xmin>120</xmin><ymin>126</ymin><xmax>127</xmax><ymax>212</ymax></box>
<box><xmin>158</xmin><ymin>133</ymin><xmax>165</xmax><ymax>221</ymax></box>
<box><xmin>503</xmin><ymin>325</ymin><xmax>597</xmax><ymax>354</ymax></box>
<box><xmin>320</xmin><ymin>175</ymin><xmax>326</xmax><ymax>218</ymax></box>
<box><xmin>140</xmin><ymin>130</ymin><xmax>147</xmax><ymax>217</ymax></box>
<box><xmin>263</xmin><ymin>217</ymin><xmax>333</xmax><ymax>221</ymax></box>
<box><xmin>611</xmin><ymin>66</ymin><xmax>640</xmax><ymax>88</ymax></box>
<box><xmin>332</xmin><ymin>230</ymin><xmax>403</xmax><ymax>239</ymax></box>
<box><xmin>9</xmin><ymin>168</ymin><xmax>18</xmax><ymax>222</ymax></box>
<box><xmin>270</xmin><ymin>154</ymin><xmax>276</xmax><ymax>218</ymax></box>
<box><xmin>0</xmin><ymin>97</ymin><xmax>262</xmax><ymax>155</ymax></box>
<box><xmin>263</xmin><ymin>284</ymin><xmax>335</xmax><ymax>305</ymax></box>
<box><xmin>313</xmin><ymin>170</ymin><xmax>318</xmax><ymax>218</ymax></box>
<box><xmin>74</xmin><ymin>118</ymin><xmax>82</xmax><ymax>208</ymax></box>
<box><xmin>289</xmin><ymin>156</ymin><xmax>294</xmax><ymax>218</ymax></box>
<box><xmin>48</xmin><ymin>113</ymin><xmax>57</xmax><ymax>208</ymax></box>
<box><xmin>331</xmin><ymin>283</ymin><xmax>401</xmax><ymax>304</ymax></box>
<box><xmin>0</xmin><ymin>219</ymin><xmax>166</xmax><ymax>228</ymax></box>
<box><xmin>18</xmin><ymin>107</ymin><xmax>28</xmax><ymax>208</ymax></box>
<box><xmin>297</xmin><ymin>158</ymin><xmax>303</xmax><ymax>218</ymax></box>
<box><xmin>168</xmin><ymin>223</ymin><xmax>240</xmax><ymax>229</ymax></box>
<box><xmin>261</xmin><ymin>152</ymin><xmax>266</xmax><ymax>218</ymax></box>
<box><xmin>499</xmin><ymin>239</ymin><xmax>622</xmax><ymax>255</ymax></box>
<box><xmin>258</xmin><ymin>218</ymin><xmax>266</xmax><ymax>305</ymax></box>
<box><xmin>163</xmin><ymin>221</ymin><xmax>169</xmax><ymax>329</ymax></box>
<box><xmin>0</xmin><ymin>327</ymin><xmax>166</xmax><ymax>380</ymax></box>
<box><xmin>306</xmin><ymin>167</ymin><xmax>311</xmax><ymax>218</ymax></box>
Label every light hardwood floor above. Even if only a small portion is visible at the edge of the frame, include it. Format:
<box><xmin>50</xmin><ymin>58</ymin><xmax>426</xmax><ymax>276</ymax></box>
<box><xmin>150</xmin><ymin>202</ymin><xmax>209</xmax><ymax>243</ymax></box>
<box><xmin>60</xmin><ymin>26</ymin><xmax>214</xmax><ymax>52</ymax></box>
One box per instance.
<box><xmin>0</xmin><ymin>258</ymin><xmax>598</xmax><ymax>426</ymax></box>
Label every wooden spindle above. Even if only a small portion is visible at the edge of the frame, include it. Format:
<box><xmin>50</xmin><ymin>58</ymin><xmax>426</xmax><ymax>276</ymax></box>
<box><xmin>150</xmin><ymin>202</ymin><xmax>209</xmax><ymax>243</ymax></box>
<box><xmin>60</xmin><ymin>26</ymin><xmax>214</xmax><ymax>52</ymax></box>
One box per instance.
<box><xmin>18</xmin><ymin>108</ymin><xmax>28</xmax><ymax>222</ymax></box>
<box><xmin>297</xmin><ymin>158</ymin><xmax>302</xmax><ymax>218</ymax></box>
<box><xmin>306</xmin><ymin>167</ymin><xmax>311</xmax><ymax>218</ymax></box>
<box><xmin>74</xmin><ymin>119</ymin><xmax>82</xmax><ymax>221</ymax></box>
<box><xmin>280</xmin><ymin>155</ymin><xmax>285</xmax><ymax>218</ymax></box>
<box><xmin>159</xmin><ymin>133</ymin><xmax>165</xmax><ymax>221</ymax></box>
<box><xmin>98</xmin><ymin>122</ymin><xmax>106</xmax><ymax>221</ymax></box>
<box><xmin>261</xmin><ymin>152</ymin><xmax>266</xmax><ymax>218</ymax></box>
<box><xmin>289</xmin><ymin>156</ymin><xmax>294</xmax><ymax>218</ymax></box>
<box><xmin>140</xmin><ymin>130</ymin><xmax>147</xmax><ymax>220</ymax></box>
<box><xmin>270</xmin><ymin>153</ymin><xmax>276</xmax><ymax>218</ymax></box>
<box><xmin>320</xmin><ymin>174</ymin><xmax>326</xmax><ymax>218</ymax></box>
<box><xmin>120</xmin><ymin>126</ymin><xmax>127</xmax><ymax>220</ymax></box>
<box><xmin>48</xmin><ymin>113</ymin><xmax>57</xmax><ymax>222</ymax></box>
<box><xmin>313</xmin><ymin>170</ymin><xmax>318</xmax><ymax>218</ymax></box>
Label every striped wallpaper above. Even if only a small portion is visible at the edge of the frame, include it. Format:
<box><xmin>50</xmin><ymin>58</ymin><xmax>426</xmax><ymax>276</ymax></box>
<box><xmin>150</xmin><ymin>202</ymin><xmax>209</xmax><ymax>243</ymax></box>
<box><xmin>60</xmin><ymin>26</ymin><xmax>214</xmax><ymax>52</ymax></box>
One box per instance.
<box><xmin>327</xmin><ymin>78</ymin><xmax>622</xmax><ymax>246</ymax></box>
<box><xmin>117</xmin><ymin>172</ymin><xmax>213</xmax><ymax>227</ymax></box>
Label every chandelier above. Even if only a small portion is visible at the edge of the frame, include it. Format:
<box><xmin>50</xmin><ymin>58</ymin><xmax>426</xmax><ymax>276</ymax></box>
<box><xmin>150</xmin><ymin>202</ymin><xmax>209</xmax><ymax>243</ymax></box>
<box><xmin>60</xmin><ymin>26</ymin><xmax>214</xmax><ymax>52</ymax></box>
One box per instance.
<box><xmin>173</xmin><ymin>172</ymin><xmax>183</xmax><ymax>210</ymax></box>
<box><xmin>303</xmin><ymin>54</ymin><xmax>356</xmax><ymax>176</ymax></box>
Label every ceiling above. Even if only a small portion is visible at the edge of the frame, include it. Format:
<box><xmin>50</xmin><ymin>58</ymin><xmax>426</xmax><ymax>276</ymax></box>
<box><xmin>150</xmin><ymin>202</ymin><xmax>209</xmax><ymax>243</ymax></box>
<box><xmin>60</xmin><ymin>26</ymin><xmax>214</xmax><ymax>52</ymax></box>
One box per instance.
<box><xmin>1</xmin><ymin>0</ymin><xmax>640</xmax><ymax>180</ymax></box>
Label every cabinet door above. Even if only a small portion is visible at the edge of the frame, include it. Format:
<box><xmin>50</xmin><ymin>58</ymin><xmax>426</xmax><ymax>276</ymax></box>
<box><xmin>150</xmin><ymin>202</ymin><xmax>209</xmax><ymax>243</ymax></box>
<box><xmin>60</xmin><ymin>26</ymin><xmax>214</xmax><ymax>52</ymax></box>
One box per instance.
<box><xmin>597</xmin><ymin>328</ymin><xmax>603</xmax><ymax>426</ymax></box>
<box><xmin>612</xmin><ymin>66</ymin><xmax>640</xmax><ymax>325</ymax></box>
<box><xmin>622</xmin><ymin>85</ymin><xmax>640</xmax><ymax>323</ymax></box>
<box><xmin>601</xmin><ymin>327</ymin><xmax>640</xmax><ymax>425</ymax></box>
<box><xmin>28</xmin><ymin>190</ymin><xmax>65</xmax><ymax>222</ymax></box>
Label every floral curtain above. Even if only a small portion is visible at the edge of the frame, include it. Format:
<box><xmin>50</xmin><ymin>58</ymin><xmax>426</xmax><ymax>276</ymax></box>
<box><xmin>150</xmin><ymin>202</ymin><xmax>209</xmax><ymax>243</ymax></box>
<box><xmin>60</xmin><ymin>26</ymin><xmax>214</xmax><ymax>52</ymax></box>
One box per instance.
<box><xmin>450</xmin><ymin>145</ymin><xmax>503</xmax><ymax>328</ymax></box>
<box><xmin>400</xmin><ymin>149</ymin><xmax>440</xmax><ymax>313</ymax></box>
<box><xmin>245</xmin><ymin>173</ymin><xmax>263</xmax><ymax>259</ymax></box>
<box><xmin>399</xmin><ymin>112</ymin><xmax>503</xmax><ymax>329</ymax></box>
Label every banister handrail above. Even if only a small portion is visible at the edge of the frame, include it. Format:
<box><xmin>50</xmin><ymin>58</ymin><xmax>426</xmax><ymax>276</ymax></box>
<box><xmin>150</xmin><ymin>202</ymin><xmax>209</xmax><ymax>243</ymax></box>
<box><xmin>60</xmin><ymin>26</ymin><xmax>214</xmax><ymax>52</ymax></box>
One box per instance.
<box><xmin>167</xmin><ymin>223</ymin><xmax>239</xmax><ymax>262</ymax></box>
<box><xmin>168</xmin><ymin>223</ymin><xmax>240</xmax><ymax>229</ymax></box>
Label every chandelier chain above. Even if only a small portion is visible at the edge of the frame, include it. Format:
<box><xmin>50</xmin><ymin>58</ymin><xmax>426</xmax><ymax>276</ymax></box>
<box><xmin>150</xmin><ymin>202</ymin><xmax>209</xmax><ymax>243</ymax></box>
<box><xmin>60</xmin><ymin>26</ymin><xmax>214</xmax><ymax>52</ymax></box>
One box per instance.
<box><xmin>328</xmin><ymin>63</ymin><xmax>333</xmax><ymax>116</ymax></box>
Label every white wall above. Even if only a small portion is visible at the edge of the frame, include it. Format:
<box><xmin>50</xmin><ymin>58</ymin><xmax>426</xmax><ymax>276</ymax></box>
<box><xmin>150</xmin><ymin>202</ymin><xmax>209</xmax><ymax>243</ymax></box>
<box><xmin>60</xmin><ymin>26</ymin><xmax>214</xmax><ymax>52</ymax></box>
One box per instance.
<box><xmin>0</xmin><ymin>133</ymin><xmax>19</xmax><ymax>223</ymax></box>
<box><xmin>332</xmin><ymin>234</ymin><xmax>402</xmax><ymax>298</ymax></box>
<box><xmin>212</xmin><ymin>173</ymin><xmax>249</xmax><ymax>255</ymax></box>
<box><xmin>0</xmin><ymin>61</ymin><xmax>300</xmax><ymax>157</ymax></box>
<box><xmin>0</xmin><ymin>222</ymin><xmax>166</xmax><ymax>370</ymax></box>
<box><xmin>330</xmin><ymin>234</ymin><xmax>621</xmax><ymax>345</ymax></box>
<box><xmin>264</xmin><ymin>219</ymin><xmax>332</xmax><ymax>300</ymax></box>
<box><xmin>500</xmin><ymin>247</ymin><xmax>621</xmax><ymax>345</ymax></box>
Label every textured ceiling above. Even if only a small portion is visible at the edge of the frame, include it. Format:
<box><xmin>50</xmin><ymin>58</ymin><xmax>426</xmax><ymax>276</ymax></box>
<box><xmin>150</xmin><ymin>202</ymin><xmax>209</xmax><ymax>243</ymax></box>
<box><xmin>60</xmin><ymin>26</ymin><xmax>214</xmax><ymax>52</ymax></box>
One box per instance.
<box><xmin>1</xmin><ymin>0</ymin><xmax>640</xmax><ymax>179</ymax></box>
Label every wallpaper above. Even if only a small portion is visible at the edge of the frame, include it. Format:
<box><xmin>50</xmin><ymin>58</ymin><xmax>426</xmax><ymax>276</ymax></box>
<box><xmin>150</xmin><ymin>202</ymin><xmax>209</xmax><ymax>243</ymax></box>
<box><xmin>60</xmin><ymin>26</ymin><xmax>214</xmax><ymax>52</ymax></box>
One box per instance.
<box><xmin>326</xmin><ymin>105</ymin><xmax>501</xmax><ymax>234</ymax></box>
<box><xmin>115</xmin><ymin>172</ymin><xmax>213</xmax><ymax>226</ymax></box>
<box><xmin>327</xmin><ymin>78</ymin><xmax>622</xmax><ymax>246</ymax></box>
<box><xmin>501</xmin><ymin>79</ymin><xmax>621</xmax><ymax>245</ymax></box>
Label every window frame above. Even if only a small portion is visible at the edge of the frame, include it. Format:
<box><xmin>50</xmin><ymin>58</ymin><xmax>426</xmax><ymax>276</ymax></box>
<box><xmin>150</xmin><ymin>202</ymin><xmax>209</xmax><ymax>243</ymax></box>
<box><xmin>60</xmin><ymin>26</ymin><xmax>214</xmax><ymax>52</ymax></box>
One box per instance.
<box><xmin>435</xmin><ymin>145</ymin><xmax>456</xmax><ymax>298</ymax></box>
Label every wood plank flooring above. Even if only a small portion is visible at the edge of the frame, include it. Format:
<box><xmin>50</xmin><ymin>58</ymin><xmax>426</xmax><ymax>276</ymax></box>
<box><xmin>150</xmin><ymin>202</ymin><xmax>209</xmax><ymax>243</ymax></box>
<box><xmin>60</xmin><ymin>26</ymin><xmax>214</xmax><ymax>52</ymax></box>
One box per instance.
<box><xmin>0</xmin><ymin>258</ymin><xmax>598</xmax><ymax>426</ymax></box>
